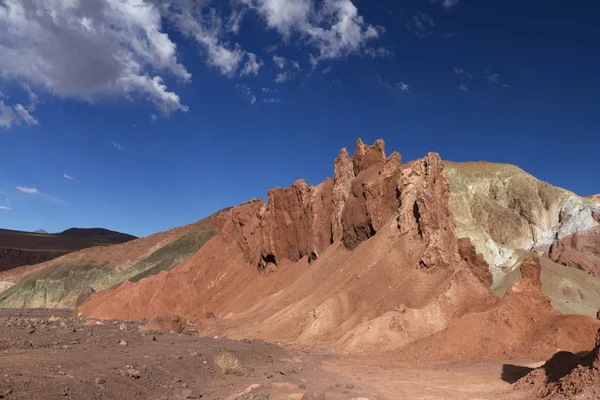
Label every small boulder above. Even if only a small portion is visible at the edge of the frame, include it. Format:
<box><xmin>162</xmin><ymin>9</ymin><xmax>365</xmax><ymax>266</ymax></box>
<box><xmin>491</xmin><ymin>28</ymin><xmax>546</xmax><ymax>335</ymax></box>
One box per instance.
<box><xmin>182</xmin><ymin>388</ymin><xmax>202</xmax><ymax>399</ymax></box>
<box><xmin>95</xmin><ymin>377</ymin><xmax>106</xmax><ymax>385</ymax></box>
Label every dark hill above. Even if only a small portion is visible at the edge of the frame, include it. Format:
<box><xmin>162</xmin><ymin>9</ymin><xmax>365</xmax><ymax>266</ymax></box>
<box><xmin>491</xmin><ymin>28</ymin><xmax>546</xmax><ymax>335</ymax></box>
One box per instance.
<box><xmin>0</xmin><ymin>227</ymin><xmax>136</xmax><ymax>272</ymax></box>
<box><xmin>57</xmin><ymin>228</ymin><xmax>137</xmax><ymax>243</ymax></box>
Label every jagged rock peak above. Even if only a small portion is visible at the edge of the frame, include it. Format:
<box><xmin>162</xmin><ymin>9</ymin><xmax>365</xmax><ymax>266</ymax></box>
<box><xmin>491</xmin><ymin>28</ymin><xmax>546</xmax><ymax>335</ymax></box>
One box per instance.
<box><xmin>352</xmin><ymin>138</ymin><xmax>387</xmax><ymax>175</ymax></box>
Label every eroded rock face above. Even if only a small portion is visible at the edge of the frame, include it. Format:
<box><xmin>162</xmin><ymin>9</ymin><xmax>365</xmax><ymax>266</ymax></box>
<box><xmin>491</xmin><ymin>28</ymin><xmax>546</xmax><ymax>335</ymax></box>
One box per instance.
<box><xmin>547</xmin><ymin>226</ymin><xmax>600</xmax><ymax>276</ymax></box>
<box><xmin>217</xmin><ymin>139</ymin><xmax>464</xmax><ymax>274</ymax></box>
<box><xmin>398</xmin><ymin>153</ymin><xmax>459</xmax><ymax>269</ymax></box>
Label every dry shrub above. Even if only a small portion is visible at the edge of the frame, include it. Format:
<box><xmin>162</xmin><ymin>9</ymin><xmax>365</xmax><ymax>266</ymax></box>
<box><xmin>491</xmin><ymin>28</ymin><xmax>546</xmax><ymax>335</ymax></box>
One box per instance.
<box><xmin>214</xmin><ymin>351</ymin><xmax>241</xmax><ymax>376</ymax></box>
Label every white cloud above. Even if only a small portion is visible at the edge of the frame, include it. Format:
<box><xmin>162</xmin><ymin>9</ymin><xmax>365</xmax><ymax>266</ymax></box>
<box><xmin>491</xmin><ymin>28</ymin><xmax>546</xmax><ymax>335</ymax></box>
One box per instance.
<box><xmin>397</xmin><ymin>81</ymin><xmax>410</xmax><ymax>92</ymax></box>
<box><xmin>5</xmin><ymin>198</ymin><xmax>10</xmax><ymax>204</ymax></box>
<box><xmin>64</xmin><ymin>173</ymin><xmax>75</xmax><ymax>180</ymax></box>
<box><xmin>22</xmin><ymin>84</ymin><xmax>39</xmax><ymax>112</ymax></box>
<box><xmin>241</xmin><ymin>0</ymin><xmax>381</xmax><ymax>61</ymax></box>
<box><xmin>17</xmin><ymin>186</ymin><xmax>38</xmax><ymax>194</ymax></box>
<box><xmin>13</xmin><ymin>104</ymin><xmax>38</xmax><ymax>126</ymax></box>
<box><xmin>0</xmin><ymin>0</ymin><xmax>190</xmax><ymax>115</ymax></box>
<box><xmin>273</xmin><ymin>55</ymin><xmax>287</xmax><ymax>69</ymax></box>
<box><xmin>16</xmin><ymin>185</ymin><xmax>67</xmax><ymax>205</ymax></box>
<box><xmin>322</xmin><ymin>66</ymin><xmax>333</xmax><ymax>74</ymax></box>
<box><xmin>502</xmin><ymin>83</ymin><xmax>511</xmax><ymax>88</ymax></box>
<box><xmin>236</xmin><ymin>83</ymin><xmax>256</xmax><ymax>104</ymax></box>
<box><xmin>112</xmin><ymin>141</ymin><xmax>123</xmax><ymax>150</ymax></box>
<box><xmin>150</xmin><ymin>113</ymin><xmax>157</xmax><ymax>122</ymax></box>
<box><xmin>292</xmin><ymin>61</ymin><xmax>300</xmax><ymax>70</ymax></box>
<box><xmin>228</xmin><ymin>7</ymin><xmax>246</xmax><ymax>34</ymax></box>
<box><xmin>166</xmin><ymin>4</ymin><xmax>245</xmax><ymax>78</ymax></box>
<box><xmin>263</xmin><ymin>97</ymin><xmax>281</xmax><ymax>103</ymax></box>
<box><xmin>261</xmin><ymin>87</ymin><xmax>278</xmax><ymax>93</ymax></box>
<box><xmin>0</xmin><ymin>101</ymin><xmax>18</xmax><ymax>129</ymax></box>
<box><xmin>453</xmin><ymin>67</ymin><xmax>464</xmax><ymax>75</ymax></box>
<box><xmin>240</xmin><ymin>53</ymin><xmax>262</xmax><ymax>76</ymax></box>
<box><xmin>459</xmin><ymin>84</ymin><xmax>468</xmax><ymax>92</ymax></box>
<box><xmin>485</xmin><ymin>73</ymin><xmax>500</xmax><ymax>83</ymax></box>
<box><xmin>275</xmin><ymin>72</ymin><xmax>291</xmax><ymax>83</ymax></box>
<box><xmin>0</xmin><ymin>206</ymin><xmax>11</xmax><ymax>211</ymax></box>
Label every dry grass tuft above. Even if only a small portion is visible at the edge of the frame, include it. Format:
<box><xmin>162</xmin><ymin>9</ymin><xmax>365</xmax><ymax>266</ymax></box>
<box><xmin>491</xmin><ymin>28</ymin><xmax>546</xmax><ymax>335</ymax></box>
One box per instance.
<box><xmin>214</xmin><ymin>351</ymin><xmax>241</xmax><ymax>376</ymax></box>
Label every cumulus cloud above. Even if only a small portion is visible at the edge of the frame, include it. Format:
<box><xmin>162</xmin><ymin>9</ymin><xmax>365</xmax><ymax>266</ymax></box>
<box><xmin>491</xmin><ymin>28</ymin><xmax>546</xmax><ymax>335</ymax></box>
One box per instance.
<box><xmin>112</xmin><ymin>141</ymin><xmax>123</xmax><ymax>150</ymax></box>
<box><xmin>0</xmin><ymin>0</ymin><xmax>190</xmax><ymax>115</ymax></box>
<box><xmin>453</xmin><ymin>67</ymin><xmax>464</xmax><ymax>75</ymax></box>
<box><xmin>0</xmin><ymin>0</ymin><xmax>383</xmax><ymax>119</ymax></box>
<box><xmin>240</xmin><ymin>0</ymin><xmax>381</xmax><ymax>62</ymax></box>
<box><xmin>261</xmin><ymin>87</ymin><xmax>278</xmax><ymax>93</ymax></box>
<box><xmin>263</xmin><ymin>97</ymin><xmax>281</xmax><ymax>103</ymax></box>
<box><xmin>0</xmin><ymin>206</ymin><xmax>11</xmax><ymax>211</ymax></box>
<box><xmin>64</xmin><ymin>173</ymin><xmax>75</xmax><ymax>180</ymax></box>
<box><xmin>17</xmin><ymin>186</ymin><xmax>38</xmax><ymax>194</ymax></box>
<box><xmin>397</xmin><ymin>81</ymin><xmax>410</xmax><ymax>92</ymax></box>
<box><xmin>236</xmin><ymin>83</ymin><xmax>256</xmax><ymax>104</ymax></box>
<box><xmin>459</xmin><ymin>84</ymin><xmax>468</xmax><ymax>92</ymax></box>
<box><xmin>150</xmin><ymin>113</ymin><xmax>157</xmax><ymax>122</ymax></box>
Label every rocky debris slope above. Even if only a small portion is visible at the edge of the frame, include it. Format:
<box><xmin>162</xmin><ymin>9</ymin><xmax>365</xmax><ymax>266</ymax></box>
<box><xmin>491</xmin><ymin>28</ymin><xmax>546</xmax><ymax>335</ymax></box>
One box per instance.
<box><xmin>398</xmin><ymin>256</ymin><xmax>600</xmax><ymax>361</ymax></box>
<box><xmin>515</xmin><ymin>325</ymin><xmax>600</xmax><ymax>399</ymax></box>
<box><xmin>79</xmin><ymin>140</ymin><xmax>600</xmax><ymax>361</ymax></box>
<box><xmin>0</xmin><ymin>212</ymin><xmax>223</xmax><ymax>308</ymax></box>
<box><xmin>445</xmin><ymin>161</ymin><xmax>600</xmax><ymax>279</ymax></box>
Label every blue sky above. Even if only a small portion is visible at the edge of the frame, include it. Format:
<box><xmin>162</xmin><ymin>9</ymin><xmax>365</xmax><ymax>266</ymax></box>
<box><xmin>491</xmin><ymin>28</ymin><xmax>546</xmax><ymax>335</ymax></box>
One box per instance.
<box><xmin>0</xmin><ymin>0</ymin><xmax>598</xmax><ymax>237</ymax></box>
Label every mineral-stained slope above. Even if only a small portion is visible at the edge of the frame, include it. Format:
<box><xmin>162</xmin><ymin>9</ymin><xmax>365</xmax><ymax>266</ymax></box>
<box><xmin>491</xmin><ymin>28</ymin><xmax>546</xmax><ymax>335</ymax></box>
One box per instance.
<box><xmin>445</xmin><ymin>161</ymin><xmax>600</xmax><ymax>278</ymax></box>
<box><xmin>0</xmin><ymin>213</ymin><xmax>221</xmax><ymax>308</ymax></box>
<box><xmin>79</xmin><ymin>140</ymin><xmax>600</xmax><ymax>361</ymax></box>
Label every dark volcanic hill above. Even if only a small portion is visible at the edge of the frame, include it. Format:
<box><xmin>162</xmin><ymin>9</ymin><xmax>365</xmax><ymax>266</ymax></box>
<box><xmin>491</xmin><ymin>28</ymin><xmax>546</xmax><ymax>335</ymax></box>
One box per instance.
<box><xmin>0</xmin><ymin>227</ymin><xmax>136</xmax><ymax>273</ymax></box>
<box><xmin>57</xmin><ymin>228</ymin><xmax>137</xmax><ymax>243</ymax></box>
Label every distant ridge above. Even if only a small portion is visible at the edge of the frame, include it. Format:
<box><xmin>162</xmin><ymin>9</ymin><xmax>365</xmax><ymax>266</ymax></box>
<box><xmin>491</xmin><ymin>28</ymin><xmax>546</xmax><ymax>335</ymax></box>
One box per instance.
<box><xmin>33</xmin><ymin>229</ymin><xmax>48</xmax><ymax>234</ymax></box>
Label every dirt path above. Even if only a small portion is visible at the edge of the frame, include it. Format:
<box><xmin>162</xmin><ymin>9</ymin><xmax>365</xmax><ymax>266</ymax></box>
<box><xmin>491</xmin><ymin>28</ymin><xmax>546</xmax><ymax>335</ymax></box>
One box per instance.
<box><xmin>0</xmin><ymin>309</ymin><xmax>538</xmax><ymax>399</ymax></box>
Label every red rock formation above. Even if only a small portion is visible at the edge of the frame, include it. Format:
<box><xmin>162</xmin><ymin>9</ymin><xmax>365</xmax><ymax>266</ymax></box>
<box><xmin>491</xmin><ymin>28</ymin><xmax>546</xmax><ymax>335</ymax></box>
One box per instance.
<box><xmin>457</xmin><ymin>238</ymin><xmax>493</xmax><ymax>286</ymax></box>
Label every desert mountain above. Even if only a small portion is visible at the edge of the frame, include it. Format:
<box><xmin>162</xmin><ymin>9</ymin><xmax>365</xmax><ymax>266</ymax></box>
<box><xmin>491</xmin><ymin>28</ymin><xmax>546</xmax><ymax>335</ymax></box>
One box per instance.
<box><xmin>1</xmin><ymin>139</ymin><xmax>599</xmax><ymax>362</ymax></box>
<box><xmin>0</xmin><ymin>227</ymin><xmax>137</xmax><ymax>277</ymax></box>
<box><xmin>76</xmin><ymin>139</ymin><xmax>600</xmax><ymax>361</ymax></box>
